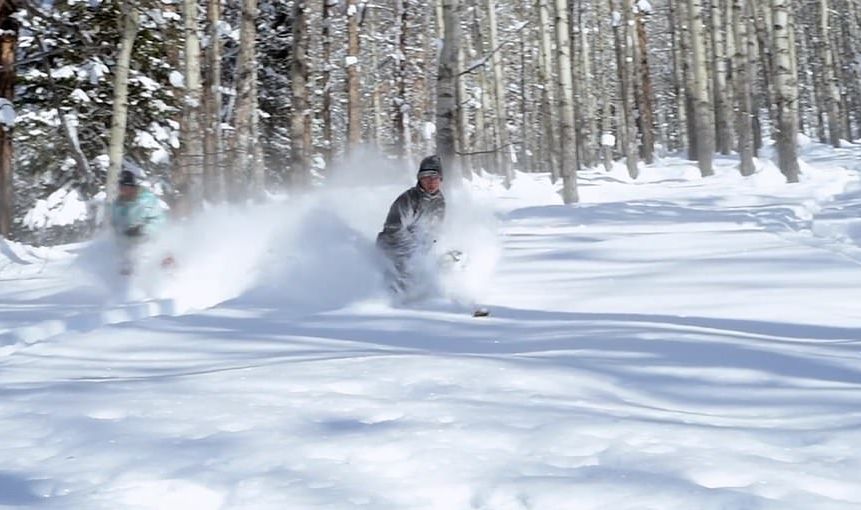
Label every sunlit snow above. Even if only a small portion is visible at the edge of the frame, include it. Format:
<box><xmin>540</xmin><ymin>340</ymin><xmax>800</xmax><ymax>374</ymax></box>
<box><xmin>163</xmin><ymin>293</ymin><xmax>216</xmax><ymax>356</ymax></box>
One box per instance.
<box><xmin>2</xmin><ymin>142</ymin><xmax>861</xmax><ymax>509</ymax></box>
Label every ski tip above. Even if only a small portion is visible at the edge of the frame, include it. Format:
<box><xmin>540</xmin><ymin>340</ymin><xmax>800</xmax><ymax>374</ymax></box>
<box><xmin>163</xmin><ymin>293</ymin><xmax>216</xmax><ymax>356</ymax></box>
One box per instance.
<box><xmin>472</xmin><ymin>309</ymin><xmax>490</xmax><ymax>318</ymax></box>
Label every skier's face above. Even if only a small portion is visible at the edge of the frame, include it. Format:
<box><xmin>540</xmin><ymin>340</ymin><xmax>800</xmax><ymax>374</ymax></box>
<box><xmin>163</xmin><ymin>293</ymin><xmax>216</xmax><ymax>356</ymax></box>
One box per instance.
<box><xmin>119</xmin><ymin>184</ymin><xmax>138</xmax><ymax>201</ymax></box>
<box><xmin>419</xmin><ymin>175</ymin><xmax>441</xmax><ymax>193</ymax></box>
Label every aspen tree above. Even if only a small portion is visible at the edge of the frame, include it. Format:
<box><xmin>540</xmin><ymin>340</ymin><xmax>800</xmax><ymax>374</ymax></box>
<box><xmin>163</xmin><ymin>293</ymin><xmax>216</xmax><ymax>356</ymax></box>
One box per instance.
<box><xmin>107</xmin><ymin>3</ymin><xmax>140</xmax><ymax>204</ymax></box>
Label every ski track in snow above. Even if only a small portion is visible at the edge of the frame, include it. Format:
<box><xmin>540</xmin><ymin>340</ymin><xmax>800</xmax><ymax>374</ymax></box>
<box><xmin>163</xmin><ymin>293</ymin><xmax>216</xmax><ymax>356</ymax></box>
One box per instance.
<box><xmin>2</xmin><ymin>142</ymin><xmax>861</xmax><ymax>509</ymax></box>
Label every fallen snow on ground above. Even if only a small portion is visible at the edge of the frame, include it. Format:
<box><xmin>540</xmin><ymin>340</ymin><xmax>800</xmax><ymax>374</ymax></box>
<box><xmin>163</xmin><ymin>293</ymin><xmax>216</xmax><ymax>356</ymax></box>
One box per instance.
<box><xmin>1</xmin><ymin>140</ymin><xmax>861</xmax><ymax>509</ymax></box>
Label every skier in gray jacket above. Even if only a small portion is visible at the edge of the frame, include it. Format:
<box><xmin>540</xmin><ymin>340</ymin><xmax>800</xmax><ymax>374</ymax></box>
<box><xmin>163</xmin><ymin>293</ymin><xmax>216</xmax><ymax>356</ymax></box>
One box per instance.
<box><xmin>377</xmin><ymin>155</ymin><xmax>446</xmax><ymax>294</ymax></box>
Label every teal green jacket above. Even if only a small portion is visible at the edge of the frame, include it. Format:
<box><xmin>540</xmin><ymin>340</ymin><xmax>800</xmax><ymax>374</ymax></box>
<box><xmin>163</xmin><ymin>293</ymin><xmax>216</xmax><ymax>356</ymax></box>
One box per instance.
<box><xmin>111</xmin><ymin>189</ymin><xmax>166</xmax><ymax>238</ymax></box>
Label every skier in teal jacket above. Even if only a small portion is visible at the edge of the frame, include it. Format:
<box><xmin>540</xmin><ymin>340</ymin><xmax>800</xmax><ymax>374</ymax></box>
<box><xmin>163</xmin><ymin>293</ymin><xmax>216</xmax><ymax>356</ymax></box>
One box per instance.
<box><xmin>111</xmin><ymin>170</ymin><xmax>166</xmax><ymax>238</ymax></box>
<box><xmin>111</xmin><ymin>170</ymin><xmax>171</xmax><ymax>274</ymax></box>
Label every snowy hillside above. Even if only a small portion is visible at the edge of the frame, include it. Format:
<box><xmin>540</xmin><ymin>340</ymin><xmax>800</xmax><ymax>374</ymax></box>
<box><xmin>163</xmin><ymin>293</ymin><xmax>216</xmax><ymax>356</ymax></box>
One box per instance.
<box><xmin>2</xmin><ymin>142</ymin><xmax>861</xmax><ymax>509</ymax></box>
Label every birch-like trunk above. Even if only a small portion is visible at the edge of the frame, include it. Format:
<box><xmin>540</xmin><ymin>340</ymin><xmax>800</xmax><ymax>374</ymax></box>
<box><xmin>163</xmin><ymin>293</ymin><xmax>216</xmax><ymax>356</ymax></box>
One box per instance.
<box><xmin>818</xmin><ymin>0</ymin><xmax>842</xmax><ymax>146</ymax></box>
<box><xmin>538</xmin><ymin>0</ymin><xmax>560</xmax><ymax>180</ymax></box>
<box><xmin>471</xmin><ymin>5</ymin><xmax>490</xmax><ymax>174</ymax></box>
<box><xmin>180</xmin><ymin>0</ymin><xmax>205</xmax><ymax>210</ymax></box>
<box><xmin>233</xmin><ymin>0</ymin><xmax>262</xmax><ymax>198</ymax></box>
<box><xmin>486</xmin><ymin>0</ymin><xmax>513</xmax><ymax>184</ymax></box>
<box><xmin>596</xmin><ymin>0</ymin><xmax>614</xmax><ymax>171</ymax></box>
<box><xmin>732</xmin><ymin>0</ymin><xmax>755</xmax><ymax>176</ymax></box>
<box><xmin>457</xmin><ymin>43</ymin><xmax>472</xmax><ymax>178</ymax></box>
<box><xmin>321</xmin><ymin>0</ymin><xmax>333</xmax><ymax>164</ymax></box>
<box><xmin>203</xmin><ymin>0</ymin><xmax>223</xmax><ymax>201</ymax></box>
<box><xmin>675</xmin><ymin>0</ymin><xmax>698</xmax><ymax>159</ymax></box>
<box><xmin>843</xmin><ymin>0</ymin><xmax>861</xmax><ymax>139</ymax></box>
<box><xmin>771</xmin><ymin>0</ymin><xmax>800</xmax><ymax>182</ymax></box>
<box><xmin>754</xmin><ymin>1</ymin><xmax>778</xmax><ymax>136</ymax></box>
<box><xmin>436</xmin><ymin>0</ymin><xmax>460</xmax><ymax>180</ymax></box>
<box><xmin>556</xmin><ymin>0</ymin><xmax>580</xmax><ymax>202</ymax></box>
<box><xmin>394</xmin><ymin>0</ymin><xmax>412</xmax><ymax>160</ymax></box>
<box><xmin>635</xmin><ymin>6</ymin><xmax>655</xmax><ymax>164</ymax></box>
<box><xmin>711</xmin><ymin>0</ymin><xmax>732</xmax><ymax>154</ymax></box>
<box><xmin>368</xmin><ymin>6</ymin><xmax>384</xmax><ymax>150</ymax></box>
<box><xmin>346</xmin><ymin>0</ymin><xmax>362</xmax><ymax>152</ymax></box>
<box><xmin>518</xmin><ymin>17</ymin><xmax>529</xmax><ymax>173</ymax></box>
<box><xmin>687</xmin><ymin>0</ymin><xmax>715</xmax><ymax>177</ymax></box>
<box><xmin>616</xmin><ymin>0</ymin><xmax>638</xmax><ymax>178</ymax></box>
<box><xmin>290</xmin><ymin>0</ymin><xmax>310</xmax><ymax>187</ymax></box>
<box><xmin>577</xmin><ymin>0</ymin><xmax>596</xmax><ymax>168</ymax></box>
<box><xmin>106</xmin><ymin>5</ymin><xmax>140</xmax><ymax>204</ymax></box>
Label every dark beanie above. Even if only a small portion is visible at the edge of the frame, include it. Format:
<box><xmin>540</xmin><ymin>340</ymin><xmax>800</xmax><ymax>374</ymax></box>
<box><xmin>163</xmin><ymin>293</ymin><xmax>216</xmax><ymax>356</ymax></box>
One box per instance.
<box><xmin>119</xmin><ymin>170</ymin><xmax>138</xmax><ymax>187</ymax></box>
<box><xmin>417</xmin><ymin>155</ymin><xmax>443</xmax><ymax>179</ymax></box>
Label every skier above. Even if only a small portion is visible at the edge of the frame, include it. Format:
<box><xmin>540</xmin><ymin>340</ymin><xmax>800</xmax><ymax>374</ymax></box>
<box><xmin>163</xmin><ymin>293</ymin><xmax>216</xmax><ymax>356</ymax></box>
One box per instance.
<box><xmin>111</xmin><ymin>170</ymin><xmax>172</xmax><ymax>274</ymax></box>
<box><xmin>376</xmin><ymin>155</ymin><xmax>446</xmax><ymax>295</ymax></box>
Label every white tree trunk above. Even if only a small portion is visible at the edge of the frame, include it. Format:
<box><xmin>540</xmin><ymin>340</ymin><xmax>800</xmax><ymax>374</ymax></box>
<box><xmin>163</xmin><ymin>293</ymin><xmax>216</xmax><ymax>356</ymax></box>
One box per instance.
<box><xmin>635</xmin><ymin>6</ymin><xmax>655</xmax><ymax>164</ymax></box>
<box><xmin>486</xmin><ymin>0</ymin><xmax>513</xmax><ymax>184</ymax></box>
<box><xmin>818</xmin><ymin>0</ymin><xmax>842</xmax><ymax>146</ymax></box>
<box><xmin>233</xmin><ymin>0</ymin><xmax>262</xmax><ymax>199</ymax></box>
<box><xmin>203</xmin><ymin>0</ymin><xmax>223</xmax><ymax>202</ymax></box>
<box><xmin>732</xmin><ymin>0</ymin><xmax>755</xmax><ymax>176</ymax></box>
<box><xmin>538</xmin><ymin>0</ymin><xmax>560</xmax><ymax>180</ymax></box>
<box><xmin>322</xmin><ymin>0</ymin><xmax>334</xmax><ymax>164</ymax></box>
<box><xmin>687</xmin><ymin>0</ymin><xmax>715</xmax><ymax>177</ymax></box>
<box><xmin>394</xmin><ymin>0</ymin><xmax>410</xmax><ymax>159</ymax></box>
<box><xmin>291</xmin><ymin>0</ymin><xmax>310</xmax><ymax>187</ymax></box>
<box><xmin>457</xmin><ymin>43</ymin><xmax>472</xmax><ymax>178</ymax></box>
<box><xmin>616</xmin><ymin>0</ymin><xmax>639</xmax><ymax>178</ymax></box>
<box><xmin>667</xmin><ymin>0</ymin><xmax>688</xmax><ymax>151</ymax></box>
<box><xmin>771</xmin><ymin>0</ymin><xmax>800</xmax><ymax>182</ymax></box>
<box><xmin>107</xmin><ymin>5</ymin><xmax>140</xmax><ymax>204</ymax></box>
<box><xmin>555</xmin><ymin>0</ymin><xmax>579</xmax><ymax>202</ymax></box>
<box><xmin>596</xmin><ymin>0</ymin><xmax>614</xmax><ymax>171</ymax></box>
<box><xmin>471</xmin><ymin>6</ymin><xmax>490</xmax><ymax>174</ymax></box>
<box><xmin>436</xmin><ymin>0</ymin><xmax>460</xmax><ymax>180</ymax></box>
<box><xmin>180</xmin><ymin>0</ymin><xmax>205</xmax><ymax>210</ymax></box>
<box><xmin>711</xmin><ymin>0</ymin><xmax>732</xmax><ymax>154</ymax></box>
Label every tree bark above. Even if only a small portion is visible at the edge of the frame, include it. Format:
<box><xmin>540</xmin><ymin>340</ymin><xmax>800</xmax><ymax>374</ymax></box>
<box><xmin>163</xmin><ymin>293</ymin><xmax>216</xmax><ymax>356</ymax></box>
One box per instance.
<box><xmin>203</xmin><ymin>0</ymin><xmax>223</xmax><ymax>201</ymax></box>
<box><xmin>394</xmin><ymin>0</ymin><xmax>411</xmax><ymax>160</ymax></box>
<box><xmin>576</xmin><ymin>0</ymin><xmax>596</xmax><ymax>168</ymax></box>
<box><xmin>556</xmin><ymin>0</ymin><xmax>580</xmax><ymax>202</ymax></box>
<box><xmin>290</xmin><ymin>0</ymin><xmax>310</xmax><ymax>187</ymax></box>
<box><xmin>732</xmin><ymin>0</ymin><xmax>755</xmax><ymax>176</ymax></box>
<box><xmin>106</xmin><ymin>5</ymin><xmax>139</xmax><ymax>205</ymax></box>
<box><xmin>538</xmin><ymin>0</ymin><xmax>560</xmax><ymax>180</ymax></box>
<box><xmin>771</xmin><ymin>0</ymin><xmax>800</xmax><ymax>182</ymax></box>
<box><xmin>668</xmin><ymin>0</ymin><xmax>687</xmax><ymax>151</ymax></box>
<box><xmin>437</xmin><ymin>0</ymin><xmax>460</xmax><ymax>180</ymax></box>
<box><xmin>346</xmin><ymin>0</ymin><xmax>362</xmax><ymax>152</ymax></box>
<box><xmin>687</xmin><ymin>0</ymin><xmax>715</xmax><ymax>177</ymax></box>
<box><xmin>486</xmin><ymin>0</ymin><xmax>513</xmax><ymax>184</ymax></box>
<box><xmin>818</xmin><ymin>0</ymin><xmax>842</xmax><ymax>146</ymax></box>
<box><xmin>321</xmin><ymin>0</ymin><xmax>334</xmax><ymax>165</ymax></box>
<box><xmin>614</xmin><ymin>0</ymin><xmax>639</xmax><ymax>178</ymax></box>
<box><xmin>596</xmin><ymin>0</ymin><xmax>614</xmax><ymax>171</ymax></box>
<box><xmin>233</xmin><ymin>0</ymin><xmax>262</xmax><ymax>199</ymax></box>
<box><xmin>0</xmin><ymin>1</ymin><xmax>17</xmax><ymax>237</ymax></box>
<box><xmin>635</xmin><ymin>6</ymin><xmax>655</xmax><ymax>164</ymax></box>
<box><xmin>471</xmin><ymin>4</ymin><xmax>490</xmax><ymax>174</ymax></box>
<box><xmin>179</xmin><ymin>0</ymin><xmax>205</xmax><ymax>211</ymax></box>
<box><xmin>711</xmin><ymin>0</ymin><xmax>732</xmax><ymax>155</ymax></box>
<box><xmin>457</xmin><ymin>43</ymin><xmax>473</xmax><ymax>178</ymax></box>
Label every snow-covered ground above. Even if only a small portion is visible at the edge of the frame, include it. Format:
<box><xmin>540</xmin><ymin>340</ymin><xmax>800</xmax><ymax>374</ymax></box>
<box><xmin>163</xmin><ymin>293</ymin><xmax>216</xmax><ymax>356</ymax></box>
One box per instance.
<box><xmin>2</xmin><ymin>141</ymin><xmax>861</xmax><ymax>509</ymax></box>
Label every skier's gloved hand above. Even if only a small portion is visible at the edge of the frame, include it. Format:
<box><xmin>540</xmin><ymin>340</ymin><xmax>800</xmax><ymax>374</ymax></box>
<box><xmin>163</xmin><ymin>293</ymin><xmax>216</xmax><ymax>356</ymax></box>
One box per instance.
<box><xmin>124</xmin><ymin>225</ymin><xmax>143</xmax><ymax>237</ymax></box>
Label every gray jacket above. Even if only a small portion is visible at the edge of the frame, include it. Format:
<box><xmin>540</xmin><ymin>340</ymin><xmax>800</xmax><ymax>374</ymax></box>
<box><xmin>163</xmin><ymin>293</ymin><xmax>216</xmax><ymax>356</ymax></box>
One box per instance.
<box><xmin>376</xmin><ymin>184</ymin><xmax>446</xmax><ymax>260</ymax></box>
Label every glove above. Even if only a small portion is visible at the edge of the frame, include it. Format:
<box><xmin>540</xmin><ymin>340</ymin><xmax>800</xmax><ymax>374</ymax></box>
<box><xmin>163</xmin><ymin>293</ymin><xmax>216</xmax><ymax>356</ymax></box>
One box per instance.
<box><xmin>124</xmin><ymin>225</ymin><xmax>143</xmax><ymax>237</ymax></box>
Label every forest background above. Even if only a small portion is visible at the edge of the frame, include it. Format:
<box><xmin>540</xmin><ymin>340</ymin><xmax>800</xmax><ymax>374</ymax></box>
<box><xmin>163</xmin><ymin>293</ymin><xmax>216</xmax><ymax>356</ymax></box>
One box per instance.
<box><xmin>0</xmin><ymin>0</ymin><xmax>857</xmax><ymax>244</ymax></box>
